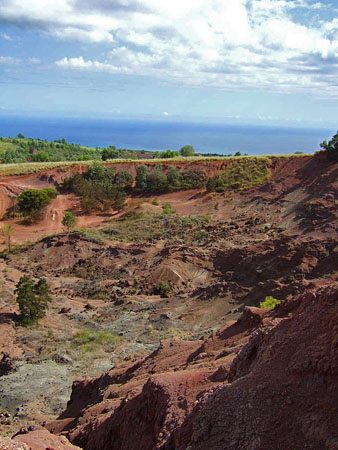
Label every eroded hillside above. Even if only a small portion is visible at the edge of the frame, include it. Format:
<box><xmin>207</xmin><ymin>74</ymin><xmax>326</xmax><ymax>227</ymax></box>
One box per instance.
<box><xmin>0</xmin><ymin>153</ymin><xmax>337</xmax><ymax>449</ymax></box>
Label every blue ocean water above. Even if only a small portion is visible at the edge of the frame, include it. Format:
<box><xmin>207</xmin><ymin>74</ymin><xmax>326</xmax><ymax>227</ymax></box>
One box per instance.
<box><xmin>0</xmin><ymin>116</ymin><xmax>334</xmax><ymax>155</ymax></box>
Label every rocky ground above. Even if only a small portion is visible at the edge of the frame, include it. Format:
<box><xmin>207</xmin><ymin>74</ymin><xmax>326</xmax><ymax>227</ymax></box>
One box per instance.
<box><xmin>0</xmin><ymin>153</ymin><xmax>337</xmax><ymax>449</ymax></box>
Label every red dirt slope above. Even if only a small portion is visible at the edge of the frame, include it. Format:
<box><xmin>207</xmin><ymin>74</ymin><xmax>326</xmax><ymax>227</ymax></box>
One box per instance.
<box><xmin>47</xmin><ymin>282</ymin><xmax>338</xmax><ymax>450</ymax></box>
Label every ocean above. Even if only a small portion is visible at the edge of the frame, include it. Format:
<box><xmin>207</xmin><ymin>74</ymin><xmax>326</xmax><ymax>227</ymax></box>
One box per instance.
<box><xmin>0</xmin><ymin>116</ymin><xmax>334</xmax><ymax>155</ymax></box>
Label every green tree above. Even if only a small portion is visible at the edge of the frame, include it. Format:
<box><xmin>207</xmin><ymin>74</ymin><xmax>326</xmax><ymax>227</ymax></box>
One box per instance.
<box><xmin>17</xmin><ymin>188</ymin><xmax>57</xmax><ymax>219</ymax></box>
<box><xmin>146</xmin><ymin>168</ymin><xmax>168</xmax><ymax>193</ymax></box>
<box><xmin>180</xmin><ymin>145</ymin><xmax>195</xmax><ymax>157</ymax></box>
<box><xmin>17</xmin><ymin>133</ymin><xmax>25</xmax><ymax>139</ymax></box>
<box><xmin>135</xmin><ymin>165</ymin><xmax>148</xmax><ymax>192</ymax></box>
<box><xmin>320</xmin><ymin>131</ymin><xmax>338</xmax><ymax>161</ymax></box>
<box><xmin>101</xmin><ymin>147</ymin><xmax>119</xmax><ymax>160</ymax></box>
<box><xmin>62</xmin><ymin>211</ymin><xmax>75</xmax><ymax>230</ymax></box>
<box><xmin>114</xmin><ymin>171</ymin><xmax>133</xmax><ymax>192</ymax></box>
<box><xmin>15</xmin><ymin>276</ymin><xmax>51</xmax><ymax>325</ymax></box>
<box><xmin>167</xmin><ymin>166</ymin><xmax>181</xmax><ymax>191</ymax></box>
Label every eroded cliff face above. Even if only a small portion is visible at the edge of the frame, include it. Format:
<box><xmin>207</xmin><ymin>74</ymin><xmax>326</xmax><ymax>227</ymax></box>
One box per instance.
<box><xmin>45</xmin><ymin>284</ymin><xmax>338</xmax><ymax>450</ymax></box>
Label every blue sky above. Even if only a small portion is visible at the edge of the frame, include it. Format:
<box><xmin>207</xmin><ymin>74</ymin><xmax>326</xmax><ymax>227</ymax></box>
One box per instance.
<box><xmin>1</xmin><ymin>0</ymin><xmax>338</xmax><ymax>127</ymax></box>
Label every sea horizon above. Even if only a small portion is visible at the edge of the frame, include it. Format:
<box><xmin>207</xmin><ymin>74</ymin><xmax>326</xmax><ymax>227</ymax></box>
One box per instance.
<box><xmin>0</xmin><ymin>116</ymin><xmax>334</xmax><ymax>156</ymax></box>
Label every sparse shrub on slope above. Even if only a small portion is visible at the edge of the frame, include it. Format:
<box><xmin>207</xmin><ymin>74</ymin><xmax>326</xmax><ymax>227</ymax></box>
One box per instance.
<box><xmin>155</xmin><ymin>281</ymin><xmax>171</xmax><ymax>297</ymax></box>
<box><xmin>260</xmin><ymin>296</ymin><xmax>281</xmax><ymax>309</ymax></box>
<box><xmin>62</xmin><ymin>211</ymin><xmax>76</xmax><ymax>230</ymax></box>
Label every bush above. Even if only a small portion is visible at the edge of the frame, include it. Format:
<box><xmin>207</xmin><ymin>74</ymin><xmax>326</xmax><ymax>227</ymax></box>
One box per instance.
<box><xmin>156</xmin><ymin>281</ymin><xmax>171</xmax><ymax>297</ymax></box>
<box><xmin>145</xmin><ymin>167</ymin><xmax>168</xmax><ymax>193</ymax></box>
<box><xmin>180</xmin><ymin>169</ymin><xmax>207</xmax><ymax>189</ymax></box>
<box><xmin>162</xmin><ymin>203</ymin><xmax>174</xmax><ymax>215</ymax></box>
<box><xmin>135</xmin><ymin>165</ymin><xmax>148</xmax><ymax>192</ymax></box>
<box><xmin>155</xmin><ymin>149</ymin><xmax>180</xmax><ymax>159</ymax></box>
<box><xmin>17</xmin><ymin>188</ymin><xmax>57</xmax><ymax>218</ymax></box>
<box><xmin>63</xmin><ymin>164</ymin><xmax>129</xmax><ymax>212</ymax></box>
<box><xmin>62</xmin><ymin>211</ymin><xmax>75</xmax><ymax>230</ymax></box>
<box><xmin>15</xmin><ymin>276</ymin><xmax>51</xmax><ymax>325</ymax></box>
<box><xmin>259</xmin><ymin>296</ymin><xmax>281</xmax><ymax>310</ymax></box>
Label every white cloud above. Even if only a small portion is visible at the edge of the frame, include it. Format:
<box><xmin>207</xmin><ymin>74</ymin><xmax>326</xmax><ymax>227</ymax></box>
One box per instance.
<box><xmin>0</xmin><ymin>55</ymin><xmax>20</xmax><ymax>64</ymax></box>
<box><xmin>0</xmin><ymin>32</ymin><xmax>13</xmax><ymax>41</ymax></box>
<box><xmin>1</xmin><ymin>0</ymin><xmax>338</xmax><ymax>95</ymax></box>
<box><xmin>162</xmin><ymin>111</ymin><xmax>169</xmax><ymax>116</ymax></box>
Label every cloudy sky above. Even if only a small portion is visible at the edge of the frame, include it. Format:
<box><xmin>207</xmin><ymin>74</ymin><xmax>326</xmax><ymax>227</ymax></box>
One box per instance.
<box><xmin>0</xmin><ymin>0</ymin><xmax>338</xmax><ymax>126</ymax></box>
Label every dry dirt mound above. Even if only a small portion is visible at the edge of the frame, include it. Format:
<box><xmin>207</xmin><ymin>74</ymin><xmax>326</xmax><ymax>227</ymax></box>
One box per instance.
<box><xmin>0</xmin><ymin>430</ymin><xmax>81</xmax><ymax>449</ymax></box>
<box><xmin>47</xmin><ymin>283</ymin><xmax>337</xmax><ymax>450</ymax></box>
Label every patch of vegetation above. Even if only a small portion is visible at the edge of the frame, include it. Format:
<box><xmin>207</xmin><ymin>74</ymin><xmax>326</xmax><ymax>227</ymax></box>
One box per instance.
<box><xmin>259</xmin><ymin>296</ymin><xmax>281</xmax><ymax>310</ymax></box>
<box><xmin>135</xmin><ymin>165</ymin><xmax>207</xmax><ymax>194</ymax></box>
<box><xmin>320</xmin><ymin>131</ymin><xmax>338</xmax><ymax>161</ymax></box>
<box><xmin>207</xmin><ymin>157</ymin><xmax>271</xmax><ymax>192</ymax></box>
<box><xmin>180</xmin><ymin>145</ymin><xmax>195</xmax><ymax>157</ymax></box>
<box><xmin>162</xmin><ymin>202</ymin><xmax>174</xmax><ymax>215</ymax></box>
<box><xmin>101</xmin><ymin>212</ymin><xmax>210</xmax><ymax>243</ymax></box>
<box><xmin>17</xmin><ymin>188</ymin><xmax>57</xmax><ymax>221</ymax></box>
<box><xmin>15</xmin><ymin>276</ymin><xmax>51</xmax><ymax>325</ymax></box>
<box><xmin>62</xmin><ymin>211</ymin><xmax>75</xmax><ymax>230</ymax></box>
<box><xmin>155</xmin><ymin>281</ymin><xmax>171</xmax><ymax>297</ymax></box>
<box><xmin>0</xmin><ymin>137</ymin><xmax>101</xmax><ymax>163</ymax></box>
<box><xmin>63</xmin><ymin>163</ymin><xmax>132</xmax><ymax>212</ymax></box>
<box><xmin>71</xmin><ymin>329</ymin><xmax>121</xmax><ymax>353</ymax></box>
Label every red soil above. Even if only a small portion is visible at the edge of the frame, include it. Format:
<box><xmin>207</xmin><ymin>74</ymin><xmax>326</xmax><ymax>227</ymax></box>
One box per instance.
<box><xmin>45</xmin><ymin>283</ymin><xmax>338</xmax><ymax>450</ymax></box>
<box><xmin>0</xmin><ymin>154</ymin><xmax>337</xmax><ymax>249</ymax></box>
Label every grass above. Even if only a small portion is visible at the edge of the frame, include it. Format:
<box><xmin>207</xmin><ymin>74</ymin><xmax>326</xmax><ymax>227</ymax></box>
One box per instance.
<box><xmin>0</xmin><ymin>154</ymin><xmax>310</xmax><ymax>176</ymax></box>
<box><xmin>98</xmin><ymin>212</ymin><xmax>211</xmax><ymax>243</ymax></box>
<box><xmin>71</xmin><ymin>329</ymin><xmax>121</xmax><ymax>353</ymax></box>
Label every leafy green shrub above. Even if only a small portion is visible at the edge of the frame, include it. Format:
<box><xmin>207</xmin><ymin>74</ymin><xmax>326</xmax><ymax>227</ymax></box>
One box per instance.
<box><xmin>180</xmin><ymin>169</ymin><xmax>207</xmax><ymax>189</ymax></box>
<box><xmin>63</xmin><ymin>163</ymin><xmax>130</xmax><ymax>212</ymax></box>
<box><xmin>162</xmin><ymin>203</ymin><xmax>174</xmax><ymax>215</ymax></box>
<box><xmin>259</xmin><ymin>296</ymin><xmax>281</xmax><ymax>310</ymax></box>
<box><xmin>156</xmin><ymin>281</ymin><xmax>171</xmax><ymax>297</ymax></box>
<box><xmin>155</xmin><ymin>149</ymin><xmax>180</xmax><ymax>158</ymax></box>
<box><xmin>17</xmin><ymin>188</ymin><xmax>57</xmax><ymax>219</ymax></box>
<box><xmin>145</xmin><ymin>167</ymin><xmax>169</xmax><ymax>193</ymax></box>
<box><xmin>62</xmin><ymin>211</ymin><xmax>75</xmax><ymax>230</ymax></box>
<box><xmin>135</xmin><ymin>165</ymin><xmax>206</xmax><ymax>194</ymax></box>
<box><xmin>15</xmin><ymin>276</ymin><xmax>51</xmax><ymax>325</ymax></box>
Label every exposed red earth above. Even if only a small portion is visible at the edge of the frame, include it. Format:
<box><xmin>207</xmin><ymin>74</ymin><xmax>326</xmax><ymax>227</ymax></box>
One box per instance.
<box><xmin>0</xmin><ymin>153</ymin><xmax>337</xmax><ymax>449</ymax></box>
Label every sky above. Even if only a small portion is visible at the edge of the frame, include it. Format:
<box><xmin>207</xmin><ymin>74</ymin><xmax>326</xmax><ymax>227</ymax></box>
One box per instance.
<box><xmin>0</xmin><ymin>0</ymin><xmax>338</xmax><ymax>127</ymax></box>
